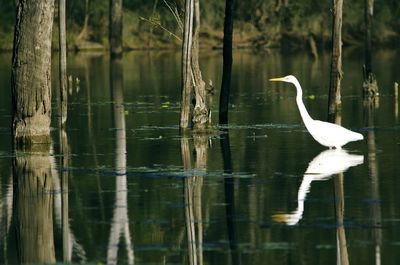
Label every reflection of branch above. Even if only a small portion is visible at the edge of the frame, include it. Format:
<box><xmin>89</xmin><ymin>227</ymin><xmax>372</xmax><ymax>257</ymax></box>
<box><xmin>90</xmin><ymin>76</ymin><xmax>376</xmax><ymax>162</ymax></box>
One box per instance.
<box><xmin>51</xmin><ymin>140</ymin><xmax>87</xmax><ymax>263</ymax></box>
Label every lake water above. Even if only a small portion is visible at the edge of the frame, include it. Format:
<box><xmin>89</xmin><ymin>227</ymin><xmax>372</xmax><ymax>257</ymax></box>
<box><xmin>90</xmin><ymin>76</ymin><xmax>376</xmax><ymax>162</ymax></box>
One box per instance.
<box><xmin>1</xmin><ymin>49</ymin><xmax>400</xmax><ymax>264</ymax></box>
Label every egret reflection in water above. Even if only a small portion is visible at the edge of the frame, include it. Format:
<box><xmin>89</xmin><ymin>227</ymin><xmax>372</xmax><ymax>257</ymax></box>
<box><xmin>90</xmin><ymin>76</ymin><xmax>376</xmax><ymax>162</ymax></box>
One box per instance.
<box><xmin>273</xmin><ymin>149</ymin><xmax>364</xmax><ymax>225</ymax></box>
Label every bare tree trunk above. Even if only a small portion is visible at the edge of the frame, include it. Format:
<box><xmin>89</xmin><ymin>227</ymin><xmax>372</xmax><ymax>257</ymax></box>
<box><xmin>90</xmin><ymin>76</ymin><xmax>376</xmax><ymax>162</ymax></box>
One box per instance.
<box><xmin>180</xmin><ymin>0</ymin><xmax>194</xmax><ymax>129</ymax></box>
<box><xmin>109</xmin><ymin>0</ymin><xmax>123</xmax><ymax>57</ymax></box>
<box><xmin>328</xmin><ymin>0</ymin><xmax>343</xmax><ymax>120</ymax></box>
<box><xmin>11</xmin><ymin>0</ymin><xmax>55</xmax><ymax>145</ymax></box>
<box><xmin>59</xmin><ymin>0</ymin><xmax>68</xmax><ymax>127</ymax></box>
<box><xmin>191</xmin><ymin>0</ymin><xmax>209</xmax><ymax>130</ymax></box>
<box><xmin>363</xmin><ymin>0</ymin><xmax>378</xmax><ymax>99</ymax></box>
<box><xmin>219</xmin><ymin>0</ymin><xmax>234</xmax><ymax>124</ymax></box>
<box><xmin>13</xmin><ymin>144</ymin><xmax>56</xmax><ymax>264</ymax></box>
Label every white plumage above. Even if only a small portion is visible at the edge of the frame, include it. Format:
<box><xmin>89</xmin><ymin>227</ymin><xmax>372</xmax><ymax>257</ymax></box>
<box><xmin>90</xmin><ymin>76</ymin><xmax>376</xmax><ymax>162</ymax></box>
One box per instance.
<box><xmin>269</xmin><ymin>75</ymin><xmax>364</xmax><ymax>149</ymax></box>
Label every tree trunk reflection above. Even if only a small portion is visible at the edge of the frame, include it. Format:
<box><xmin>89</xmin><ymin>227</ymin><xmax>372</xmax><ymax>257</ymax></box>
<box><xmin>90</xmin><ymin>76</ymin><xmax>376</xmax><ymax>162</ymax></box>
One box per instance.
<box><xmin>181</xmin><ymin>135</ymin><xmax>206</xmax><ymax>265</ymax></box>
<box><xmin>13</xmin><ymin>144</ymin><xmax>55</xmax><ymax>264</ymax></box>
<box><xmin>107</xmin><ymin>56</ymin><xmax>134</xmax><ymax>265</ymax></box>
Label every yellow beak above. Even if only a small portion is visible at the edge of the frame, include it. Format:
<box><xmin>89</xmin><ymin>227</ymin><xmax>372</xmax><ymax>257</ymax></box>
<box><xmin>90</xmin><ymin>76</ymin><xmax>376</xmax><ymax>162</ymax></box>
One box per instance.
<box><xmin>269</xmin><ymin>77</ymin><xmax>286</xmax><ymax>82</ymax></box>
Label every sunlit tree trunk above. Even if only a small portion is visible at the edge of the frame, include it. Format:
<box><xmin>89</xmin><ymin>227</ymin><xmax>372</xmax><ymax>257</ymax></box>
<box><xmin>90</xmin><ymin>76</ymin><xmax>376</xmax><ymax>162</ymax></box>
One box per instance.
<box><xmin>13</xmin><ymin>144</ymin><xmax>55</xmax><ymax>264</ymax></box>
<box><xmin>11</xmin><ymin>0</ymin><xmax>55</xmax><ymax>145</ymax></box>
<box><xmin>219</xmin><ymin>0</ymin><xmax>234</xmax><ymax>124</ymax></box>
<box><xmin>328</xmin><ymin>0</ymin><xmax>343</xmax><ymax>120</ymax></box>
<box><xmin>180</xmin><ymin>0</ymin><xmax>194</xmax><ymax>129</ymax></box>
<box><xmin>109</xmin><ymin>0</ymin><xmax>123</xmax><ymax>57</ymax></box>
<box><xmin>192</xmin><ymin>0</ymin><xmax>209</xmax><ymax>130</ymax></box>
<box><xmin>59</xmin><ymin>0</ymin><xmax>68</xmax><ymax>127</ymax></box>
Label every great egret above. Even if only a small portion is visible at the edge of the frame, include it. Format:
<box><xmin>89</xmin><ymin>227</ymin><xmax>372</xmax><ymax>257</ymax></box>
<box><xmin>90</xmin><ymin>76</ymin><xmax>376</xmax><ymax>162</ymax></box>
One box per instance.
<box><xmin>272</xmin><ymin>149</ymin><xmax>364</xmax><ymax>225</ymax></box>
<box><xmin>269</xmin><ymin>75</ymin><xmax>363</xmax><ymax>149</ymax></box>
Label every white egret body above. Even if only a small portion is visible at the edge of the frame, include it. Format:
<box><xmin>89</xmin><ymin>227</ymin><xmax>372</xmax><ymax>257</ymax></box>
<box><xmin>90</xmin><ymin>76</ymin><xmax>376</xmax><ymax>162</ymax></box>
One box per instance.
<box><xmin>269</xmin><ymin>75</ymin><xmax>364</xmax><ymax>149</ymax></box>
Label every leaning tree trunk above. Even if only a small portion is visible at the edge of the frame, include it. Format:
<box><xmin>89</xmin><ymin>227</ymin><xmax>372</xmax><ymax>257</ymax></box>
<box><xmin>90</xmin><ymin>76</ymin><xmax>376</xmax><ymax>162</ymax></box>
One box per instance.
<box><xmin>219</xmin><ymin>0</ymin><xmax>234</xmax><ymax>124</ymax></box>
<box><xmin>328</xmin><ymin>0</ymin><xmax>343</xmax><ymax>121</ymax></box>
<box><xmin>11</xmin><ymin>0</ymin><xmax>55</xmax><ymax>145</ymax></box>
<box><xmin>109</xmin><ymin>0</ymin><xmax>123</xmax><ymax>57</ymax></box>
<box><xmin>180</xmin><ymin>0</ymin><xmax>194</xmax><ymax>129</ymax></box>
<box><xmin>191</xmin><ymin>0</ymin><xmax>209</xmax><ymax>131</ymax></box>
<box><xmin>59</xmin><ymin>0</ymin><xmax>68</xmax><ymax>127</ymax></box>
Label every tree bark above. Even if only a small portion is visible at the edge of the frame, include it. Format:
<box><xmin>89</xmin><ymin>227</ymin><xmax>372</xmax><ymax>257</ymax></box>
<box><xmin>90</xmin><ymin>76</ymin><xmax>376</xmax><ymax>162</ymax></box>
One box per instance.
<box><xmin>219</xmin><ymin>0</ymin><xmax>234</xmax><ymax>124</ymax></box>
<box><xmin>328</xmin><ymin>0</ymin><xmax>343</xmax><ymax>120</ymax></box>
<box><xmin>11</xmin><ymin>0</ymin><xmax>55</xmax><ymax>145</ymax></box>
<box><xmin>59</xmin><ymin>0</ymin><xmax>68</xmax><ymax>127</ymax></box>
<box><xmin>364</xmin><ymin>0</ymin><xmax>373</xmax><ymax>75</ymax></box>
<box><xmin>362</xmin><ymin>0</ymin><xmax>378</xmax><ymax>99</ymax></box>
<box><xmin>180</xmin><ymin>0</ymin><xmax>194</xmax><ymax>129</ymax></box>
<box><xmin>191</xmin><ymin>0</ymin><xmax>209</xmax><ymax>130</ymax></box>
<box><xmin>109</xmin><ymin>0</ymin><xmax>123</xmax><ymax>57</ymax></box>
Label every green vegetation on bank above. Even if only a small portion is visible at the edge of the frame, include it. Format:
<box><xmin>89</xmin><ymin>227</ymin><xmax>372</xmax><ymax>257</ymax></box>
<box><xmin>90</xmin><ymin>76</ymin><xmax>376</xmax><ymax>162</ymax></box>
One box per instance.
<box><xmin>0</xmin><ymin>0</ymin><xmax>399</xmax><ymax>51</ymax></box>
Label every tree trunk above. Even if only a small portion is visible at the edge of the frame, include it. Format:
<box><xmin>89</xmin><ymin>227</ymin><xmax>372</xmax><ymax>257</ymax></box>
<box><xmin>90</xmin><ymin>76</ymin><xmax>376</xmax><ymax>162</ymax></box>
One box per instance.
<box><xmin>109</xmin><ymin>0</ymin><xmax>123</xmax><ymax>57</ymax></box>
<box><xmin>219</xmin><ymin>0</ymin><xmax>234</xmax><ymax>124</ymax></box>
<box><xmin>191</xmin><ymin>0</ymin><xmax>209</xmax><ymax>130</ymax></box>
<box><xmin>59</xmin><ymin>0</ymin><xmax>68</xmax><ymax>127</ymax></box>
<box><xmin>11</xmin><ymin>0</ymin><xmax>55</xmax><ymax>145</ymax></box>
<box><xmin>78</xmin><ymin>0</ymin><xmax>90</xmax><ymax>40</ymax></box>
<box><xmin>364</xmin><ymin>0</ymin><xmax>373</xmax><ymax>75</ymax></box>
<box><xmin>328</xmin><ymin>0</ymin><xmax>343</xmax><ymax>120</ymax></box>
<box><xmin>13</xmin><ymin>144</ymin><xmax>55</xmax><ymax>264</ymax></box>
<box><xmin>180</xmin><ymin>0</ymin><xmax>194</xmax><ymax>129</ymax></box>
<box><xmin>363</xmin><ymin>0</ymin><xmax>378</xmax><ymax>99</ymax></box>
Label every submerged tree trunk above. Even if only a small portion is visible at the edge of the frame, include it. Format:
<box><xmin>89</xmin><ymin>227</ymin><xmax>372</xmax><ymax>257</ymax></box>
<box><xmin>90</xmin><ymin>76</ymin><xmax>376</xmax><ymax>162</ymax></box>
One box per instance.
<box><xmin>11</xmin><ymin>0</ymin><xmax>55</xmax><ymax>145</ymax></box>
<box><xmin>109</xmin><ymin>0</ymin><xmax>123</xmax><ymax>57</ymax></box>
<box><xmin>328</xmin><ymin>0</ymin><xmax>343</xmax><ymax>120</ymax></box>
<box><xmin>191</xmin><ymin>0</ymin><xmax>210</xmax><ymax>130</ymax></box>
<box><xmin>219</xmin><ymin>0</ymin><xmax>234</xmax><ymax>124</ymax></box>
<box><xmin>363</xmin><ymin>0</ymin><xmax>378</xmax><ymax>99</ymax></box>
<box><xmin>59</xmin><ymin>0</ymin><xmax>68</xmax><ymax>127</ymax></box>
<box><xmin>180</xmin><ymin>0</ymin><xmax>194</xmax><ymax>129</ymax></box>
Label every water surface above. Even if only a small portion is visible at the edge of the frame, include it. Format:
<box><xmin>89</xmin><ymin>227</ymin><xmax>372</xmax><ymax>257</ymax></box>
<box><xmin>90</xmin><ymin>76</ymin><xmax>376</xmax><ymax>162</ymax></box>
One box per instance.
<box><xmin>0</xmin><ymin>49</ymin><xmax>400</xmax><ymax>264</ymax></box>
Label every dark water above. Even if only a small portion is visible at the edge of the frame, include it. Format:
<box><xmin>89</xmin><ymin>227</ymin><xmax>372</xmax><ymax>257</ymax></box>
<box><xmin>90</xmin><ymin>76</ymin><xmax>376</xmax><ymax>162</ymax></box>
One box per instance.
<box><xmin>1</xmin><ymin>49</ymin><xmax>400</xmax><ymax>264</ymax></box>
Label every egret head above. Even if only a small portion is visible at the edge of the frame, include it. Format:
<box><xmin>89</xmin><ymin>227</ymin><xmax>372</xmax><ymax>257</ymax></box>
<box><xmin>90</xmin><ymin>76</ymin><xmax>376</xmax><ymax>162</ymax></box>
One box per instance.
<box><xmin>269</xmin><ymin>75</ymin><xmax>297</xmax><ymax>83</ymax></box>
